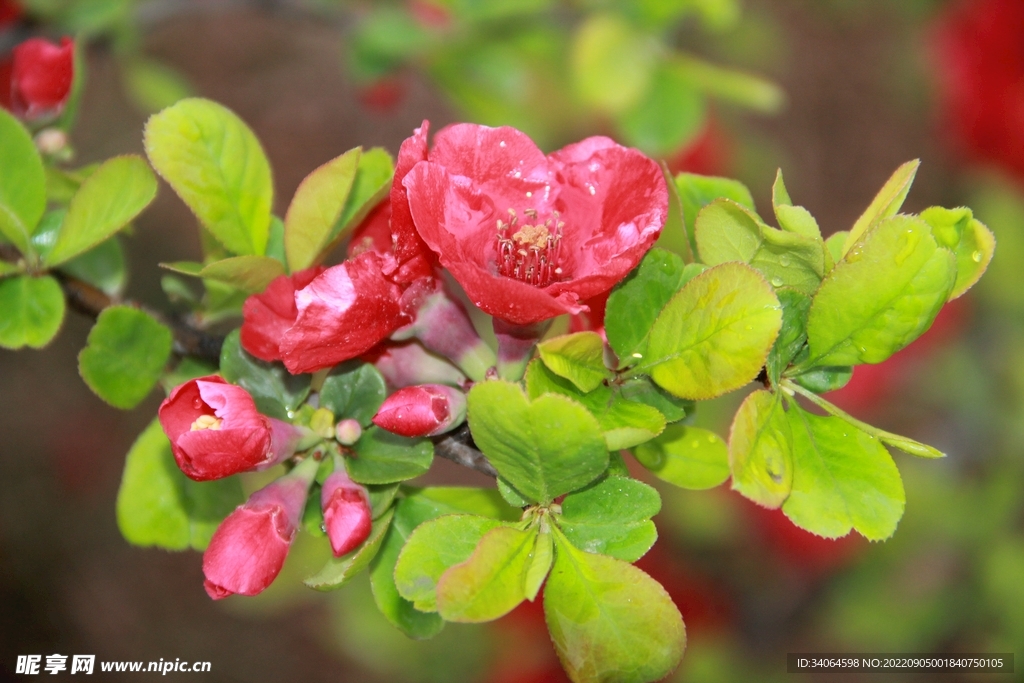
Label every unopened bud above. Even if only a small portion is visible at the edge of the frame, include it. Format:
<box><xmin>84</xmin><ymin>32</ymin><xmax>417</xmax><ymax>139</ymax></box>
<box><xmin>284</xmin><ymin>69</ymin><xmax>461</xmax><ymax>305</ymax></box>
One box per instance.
<box><xmin>309</xmin><ymin>407</ymin><xmax>335</xmax><ymax>439</ymax></box>
<box><xmin>35</xmin><ymin>127</ymin><xmax>68</xmax><ymax>156</ymax></box>
<box><xmin>334</xmin><ymin>418</ymin><xmax>362</xmax><ymax>446</ymax></box>
<box><xmin>372</xmin><ymin>384</ymin><xmax>466</xmax><ymax>438</ymax></box>
<box><xmin>321</xmin><ymin>466</ymin><xmax>372</xmax><ymax>557</ymax></box>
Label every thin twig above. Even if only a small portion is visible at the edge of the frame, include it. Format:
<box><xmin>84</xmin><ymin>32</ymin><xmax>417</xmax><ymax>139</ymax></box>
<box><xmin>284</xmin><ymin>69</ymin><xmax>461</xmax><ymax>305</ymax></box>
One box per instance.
<box><xmin>432</xmin><ymin>424</ymin><xmax>498</xmax><ymax>478</ymax></box>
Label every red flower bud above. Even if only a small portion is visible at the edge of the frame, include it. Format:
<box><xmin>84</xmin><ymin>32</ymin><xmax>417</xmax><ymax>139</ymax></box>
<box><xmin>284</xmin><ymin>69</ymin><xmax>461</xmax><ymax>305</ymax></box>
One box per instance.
<box><xmin>158</xmin><ymin>376</ymin><xmax>302</xmax><ymax>481</ymax></box>
<box><xmin>202</xmin><ymin>458</ymin><xmax>318</xmax><ymax>599</ymax></box>
<box><xmin>334</xmin><ymin>418</ymin><xmax>363</xmax><ymax>446</ymax></box>
<box><xmin>364</xmin><ymin>341</ymin><xmax>468</xmax><ymax>390</ymax></box>
<box><xmin>10</xmin><ymin>37</ymin><xmax>74</xmax><ymax>121</ymax></box>
<box><xmin>402</xmin><ymin>124</ymin><xmax>667</xmax><ymax>325</ymax></box>
<box><xmin>320</xmin><ymin>467</ymin><xmax>372</xmax><ymax>557</ymax></box>
<box><xmin>372</xmin><ymin>383</ymin><xmax>466</xmax><ymax>437</ymax></box>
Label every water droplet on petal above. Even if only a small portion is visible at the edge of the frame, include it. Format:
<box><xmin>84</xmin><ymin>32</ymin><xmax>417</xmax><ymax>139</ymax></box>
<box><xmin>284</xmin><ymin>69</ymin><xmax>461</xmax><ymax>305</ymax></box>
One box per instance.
<box><xmin>499</xmin><ymin>140</ymin><xmax>507</xmax><ymax>148</ymax></box>
<box><xmin>193</xmin><ymin>398</ymin><xmax>203</xmax><ymax>409</ymax></box>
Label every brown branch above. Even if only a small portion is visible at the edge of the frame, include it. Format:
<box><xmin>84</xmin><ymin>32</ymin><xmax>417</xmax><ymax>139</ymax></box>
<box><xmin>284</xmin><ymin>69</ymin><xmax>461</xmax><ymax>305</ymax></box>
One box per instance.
<box><xmin>53</xmin><ymin>272</ymin><xmax>224</xmax><ymax>362</ymax></box>
<box><xmin>432</xmin><ymin>424</ymin><xmax>498</xmax><ymax>478</ymax></box>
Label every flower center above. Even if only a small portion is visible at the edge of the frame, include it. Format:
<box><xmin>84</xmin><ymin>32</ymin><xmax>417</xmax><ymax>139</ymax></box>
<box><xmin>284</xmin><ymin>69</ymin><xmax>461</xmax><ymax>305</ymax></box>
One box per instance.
<box><xmin>496</xmin><ymin>208</ymin><xmax>565</xmax><ymax>287</ymax></box>
<box><xmin>191</xmin><ymin>414</ymin><xmax>223</xmax><ymax>431</ymax></box>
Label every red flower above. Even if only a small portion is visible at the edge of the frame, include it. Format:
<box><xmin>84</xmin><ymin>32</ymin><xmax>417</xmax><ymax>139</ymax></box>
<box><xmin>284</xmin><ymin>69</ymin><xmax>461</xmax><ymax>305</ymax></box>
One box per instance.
<box><xmin>240</xmin><ymin>267</ymin><xmax>323</xmax><ymax>363</ymax></box>
<box><xmin>372</xmin><ymin>383</ymin><xmax>466</xmax><ymax>437</ymax></box>
<box><xmin>240</xmin><ymin>123</ymin><xmax>439</xmax><ymax>376</ymax></box>
<box><xmin>931</xmin><ymin>0</ymin><xmax>1024</xmax><ymax>181</ymax></box>
<box><xmin>203</xmin><ymin>458</ymin><xmax>317</xmax><ymax>599</ymax></box>
<box><xmin>320</xmin><ymin>467</ymin><xmax>373</xmax><ymax>557</ymax></box>
<box><xmin>158</xmin><ymin>376</ymin><xmax>301</xmax><ymax>481</ymax></box>
<box><xmin>10</xmin><ymin>37</ymin><xmax>74</xmax><ymax>121</ymax></box>
<box><xmin>402</xmin><ymin>124</ymin><xmax>667</xmax><ymax>325</ymax></box>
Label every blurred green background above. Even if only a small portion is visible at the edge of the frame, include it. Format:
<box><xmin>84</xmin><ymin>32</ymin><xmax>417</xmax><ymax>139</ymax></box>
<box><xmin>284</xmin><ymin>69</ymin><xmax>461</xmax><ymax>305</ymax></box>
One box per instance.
<box><xmin>1</xmin><ymin>1</ymin><xmax>1021</xmax><ymax>681</ymax></box>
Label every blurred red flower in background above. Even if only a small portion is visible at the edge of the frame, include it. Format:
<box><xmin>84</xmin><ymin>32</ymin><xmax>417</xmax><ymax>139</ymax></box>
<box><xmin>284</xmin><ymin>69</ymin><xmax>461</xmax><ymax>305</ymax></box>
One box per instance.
<box><xmin>931</xmin><ymin>0</ymin><xmax>1024</xmax><ymax>182</ymax></box>
<box><xmin>0</xmin><ymin>0</ymin><xmax>21</xmax><ymax>28</ymax></box>
<box><xmin>10</xmin><ymin>36</ymin><xmax>73</xmax><ymax>121</ymax></box>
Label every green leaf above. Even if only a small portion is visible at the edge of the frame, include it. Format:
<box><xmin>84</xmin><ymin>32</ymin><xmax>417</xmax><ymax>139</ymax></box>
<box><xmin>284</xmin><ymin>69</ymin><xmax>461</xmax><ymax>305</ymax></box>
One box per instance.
<box><xmin>805</xmin><ymin>215</ymin><xmax>956</xmax><ymax>367</ymax></box>
<box><xmin>571</xmin><ymin>14</ymin><xmax>657</xmax><ymax>115</ymax></box>
<box><xmin>122</xmin><ymin>58</ymin><xmax>192</xmax><ymax>113</ymax></box>
<box><xmin>335</xmin><ymin>148</ymin><xmax>394</xmax><ymax>235</ymax></box>
<box><xmin>729</xmin><ymin>389</ymin><xmax>792</xmax><ymax>508</ymax></box>
<box><xmin>368</xmin><ymin>497</ymin><xmax>446</xmax><ymax>640</ymax></box>
<box><xmin>605</xmin><ymin>247</ymin><xmax>688</xmax><ymax>367</ymax></box>
<box><xmin>304</xmin><ymin>507</ymin><xmax>395</xmax><ymax>591</ymax></box>
<box><xmin>116</xmin><ymin>419</ymin><xmax>244</xmax><ymax>551</ymax></box>
<box><xmin>675</xmin><ymin>172</ymin><xmax>755</xmax><ymax>245</ymax></box>
<box><xmin>641</xmin><ymin>262</ymin><xmax>782</xmax><ymax>400</ymax></box>
<box><xmin>772</xmin><ymin>170</ymin><xmax>821</xmax><ymax>239</ymax></box>
<box><xmin>525</xmin><ymin>362</ymin><xmax>666</xmax><ymax>450</ymax></box>
<box><xmin>825</xmin><ymin>230</ymin><xmax>847</xmax><ymax>264</ymax></box>
<box><xmin>617</xmin><ymin>376</ymin><xmax>692</xmax><ymax>423</ymax></box>
<box><xmin>0</xmin><ymin>261</ymin><xmax>23</xmax><ymax>278</ymax></box>
<box><xmin>537</xmin><ymin>331</ymin><xmax>612</xmax><ymax>392</ymax></box>
<box><xmin>557</xmin><ymin>475</ymin><xmax>660</xmax><ymax>562</ymax></box>
<box><xmin>919</xmin><ymin>206</ymin><xmax>996</xmax><ymax>300</ymax></box>
<box><xmin>524</xmin><ymin>528</ymin><xmax>553</xmax><ymax>601</ymax></box>
<box><xmin>618</xmin><ymin>61</ymin><xmax>706</xmax><ymax>156</ymax></box>
<box><xmin>320</xmin><ymin>363</ymin><xmax>388</xmax><ymax>427</ymax></box>
<box><xmin>162</xmin><ymin>255</ymin><xmax>286</xmax><ymax>294</ymax></box>
<box><xmin>766</xmin><ymin>288</ymin><xmax>811</xmax><ymax>385</ymax></box>
<box><xmin>695</xmin><ymin>199</ymin><xmax>824</xmax><ymax>295</ymax></box>
<box><xmin>401</xmin><ymin>486</ymin><xmax>521</xmax><ymax>521</ymax></box>
<box><xmin>436</xmin><ymin>525</ymin><xmax>538</xmax><ymax>623</ymax></box>
<box><xmin>144</xmin><ymin>98</ymin><xmax>273</xmax><ymax>256</ymax></box>
<box><xmin>783</xmin><ymin>405</ymin><xmax>905</xmax><ymax>540</ymax></box>
<box><xmin>544</xmin><ymin>532</ymin><xmax>686</xmax><ymax>683</ymax></box>
<box><xmin>468</xmin><ymin>380</ymin><xmax>608</xmax><ymax>503</ymax></box>
<box><xmin>60</xmin><ymin>236</ymin><xmax>126</xmax><ymax>296</ymax></box>
<box><xmin>46</xmin><ymin>156</ymin><xmax>157</xmax><ymax>267</ymax></box>
<box><xmin>672</xmin><ymin>53</ymin><xmax>784</xmax><ymax>113</ymax></box>
<box><xmin>285</xmin><ymin>148</ymin><xmax>361</xmax><ymax>272</ymax></box>
<box><xmin>346</xmin><ymin>426</ymin><xmax>434</xmax><ymax>484</ymax></box>
<box><xmin>653</xmin><ymin>164</ymin><xmax>693</xmax><ymax>260</ymax></box>
<box><xmin>497</xmin><ymin>477</ymin><xmax>530</xmax><ymax>508</ymax></box>
<box><xmin>219</xmin><ymin>329</ymin><xmax>310</xmax><ymax>420</ymax></box>
<box><xmin>789</xmin><ymin>364</ymin><xmax>853</xmax><ymax>393</ymax></box>
<box><xmin>78</xmin><ymin>306</ymin><xmax>173</xmax><ymax>409</ymax></box>
<box><xmin>0</xmin><ymin>275</ymin><xmax>65</xmax><ymax>349</ymax></box>
<box><xmin>841</xmin><ymin>160</ymin><xmax>919</xmax><ymax>258</ymax></box>
<box><xmin>634</xmin><ymin>424</ymin><xmax>729</xmax><ymax>490</ymax></box>
<box><xmin>395</xmin><ymin>514</ymin><xmax>506</xmax><ymax>612</ymax></box>
<box><xmin>0</xmin><ymin>108</ymin><xmax>45</xmax><ymax>255</ymax></box>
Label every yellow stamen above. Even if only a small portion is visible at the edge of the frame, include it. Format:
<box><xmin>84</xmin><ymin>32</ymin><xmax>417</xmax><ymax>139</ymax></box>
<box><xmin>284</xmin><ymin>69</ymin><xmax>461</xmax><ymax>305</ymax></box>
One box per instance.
<box><xmin>512</xmin><ymin>223</ymin><xmax>550</xmax><ymax>249</ymax></box>
<box><xmin>190</xmin><ymin>415</ymin><xmax>223</xmax><ymax>431</ymax></box>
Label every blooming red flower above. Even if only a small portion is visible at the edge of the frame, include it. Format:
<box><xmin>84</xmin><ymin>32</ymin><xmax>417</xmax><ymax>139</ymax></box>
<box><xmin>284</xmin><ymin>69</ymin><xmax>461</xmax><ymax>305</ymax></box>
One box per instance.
<box><xmin>240</xmin><ymin>266</ymin><xmax>323</xmax><ymax>363</ymax></box>
<box><xmin>372</xmin><ymin>383</ymin><xmax>466</xmax><ymax>437</ymax></box>
<box><xmin>203</xmin><ymin>458</ymin><xmax>317</xmax><ymax>599</ymax></box>
<box><xmin>10</xmin><ymin>37</ymin><xmax>74</xmax><ymax>121</ymax></box>
<box><xmin>402</xmin><ymin>124</ymin><xmax>668</xmax><ymax>325</ymax></box>
<box><xmin>158</xmin><ymin>376</ymin><xmax>302</xmax><ymax>481</ymax></box>
<box><xmin>931</xmin><ymin>0</ymin><xmax>1024</xmax><ymax>181</ymax></box>
<box><xmin>321</xmin><ymin>467</ymin><xmax>373</xmax><ymax>557</ymax></box>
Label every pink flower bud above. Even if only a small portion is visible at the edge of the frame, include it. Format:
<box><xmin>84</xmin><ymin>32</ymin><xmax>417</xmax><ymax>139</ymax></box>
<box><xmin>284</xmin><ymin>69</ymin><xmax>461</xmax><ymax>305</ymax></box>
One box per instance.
<box><xmin>334</xmin><ymin>418</ymin><xmax>362</xmax><ymax>446</ymax></box>
<box><xmin>158</xmin><ymin>376</ymin><xmax>302</xmax><ymax>481</ymax></box>
<box><xmin>10</xmin><ymin>37</ymin><xmax>74</xmax><ymax>121</ymax></box>
<box><xmin>372</xmin><ymin>384</ymin><xmax>466</xmax><ymax>438</ymax></box>
<box><xmin>321</xmin><ymin>467</ymin><xmax>372</xmax><ymax>557</ymax></box>
<box><xmin>203</xmin><ymin>457</ymin><xmax>319</xmax><ymax>599</ymax></box>
<box><xmin>365</xmin><ymin>341</ymin><xmax>467</xmax><ymax>390</ymax></box>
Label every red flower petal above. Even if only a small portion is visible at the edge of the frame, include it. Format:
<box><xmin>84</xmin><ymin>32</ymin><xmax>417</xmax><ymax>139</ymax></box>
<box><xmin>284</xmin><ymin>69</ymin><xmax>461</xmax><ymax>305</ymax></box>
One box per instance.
<box><xmin>279</xmin><ymin>252</ymin><xmax>405</xmax><ymax>374</ymax></box>
<box><xmin>389</xmin><ymin>120</ymin><xmax>436</xmax><ymax>284</ymax></box>
<box><xmin>241</xmin><ymin>267</ymin><xmax>324</xmax><ymax>362</ymax></box>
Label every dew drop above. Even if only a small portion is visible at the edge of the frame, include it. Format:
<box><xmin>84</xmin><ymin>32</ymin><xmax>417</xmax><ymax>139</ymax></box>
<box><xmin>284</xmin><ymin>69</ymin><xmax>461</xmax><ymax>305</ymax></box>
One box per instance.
<box><xmin>193</xmin><ymin>398</ymin><xmax>203</xmax><ymax>409</ymax></box>
<box><xmin>770</xmin><ymin>277</ymin><xmax>784</xmax><ymax>287</ymax></box>
<box><xmin>972</xmin><ymin>250</ymin><xmax>983</xmax><ymax>263</ymax></box>
<box><xmin>526</xmin><ymin>191</ymin><xmax>533</xmax><ymax>198</ymax></box>
<box><xmin>779</xmin><ymin>255</ymin><xmax>791</xmax><ymax>267</ymax></box>
<box><xmin>707</xmin><ymin>435</ymin><xmax>717</xmax><ymax>443</ymax></box>
<box><xmin>499</xmin><ymin>140</ymin><xmax>507</xmax><ymax>148</ymax></box>
<box><xmin>690</xmin><ymin>439</ymin><xmax>700</xmax><ymax>449</ymax></box>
